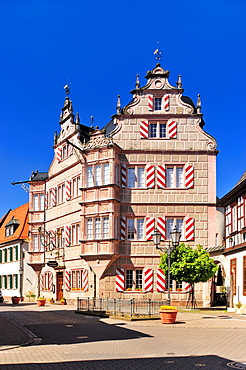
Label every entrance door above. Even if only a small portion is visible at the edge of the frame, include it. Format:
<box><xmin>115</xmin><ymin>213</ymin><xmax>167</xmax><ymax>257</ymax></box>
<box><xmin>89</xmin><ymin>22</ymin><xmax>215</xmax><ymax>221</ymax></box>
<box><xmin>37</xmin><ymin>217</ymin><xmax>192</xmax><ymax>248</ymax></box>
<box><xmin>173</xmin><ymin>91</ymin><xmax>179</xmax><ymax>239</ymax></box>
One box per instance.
<box><xmin>56</xmin><ymin>272</ymin><xmax>64</xmax><ymax>301</ymax></box>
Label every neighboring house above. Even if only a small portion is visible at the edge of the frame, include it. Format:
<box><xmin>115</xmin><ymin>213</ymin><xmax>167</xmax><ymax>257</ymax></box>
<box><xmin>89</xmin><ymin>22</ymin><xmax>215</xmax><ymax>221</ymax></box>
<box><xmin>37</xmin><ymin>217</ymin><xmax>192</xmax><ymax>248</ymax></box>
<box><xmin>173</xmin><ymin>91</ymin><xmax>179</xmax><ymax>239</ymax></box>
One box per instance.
<box><xmin>0</xmin><ymin>203</ymin><xmax>36</xmax><ymax>300</ymax></box>
<box><xmin>219</xmin><ymin>171</ymin><xmax>246</xmax><ymax>309</ymax></box>
<box><xmin>28</xmin><ymin>62</ymin><xmax>218</xmax><ymax>306</ymax></box>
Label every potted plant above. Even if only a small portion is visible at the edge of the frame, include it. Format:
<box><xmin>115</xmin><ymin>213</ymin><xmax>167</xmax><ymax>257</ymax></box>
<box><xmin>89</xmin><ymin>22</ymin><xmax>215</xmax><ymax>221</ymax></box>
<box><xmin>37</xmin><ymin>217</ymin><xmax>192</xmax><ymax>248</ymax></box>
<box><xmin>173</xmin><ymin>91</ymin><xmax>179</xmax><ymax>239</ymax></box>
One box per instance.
<box><xmin>36</xmin><ymin>297</ymin><xmax>46</xmax><ymax>306</ymax></box>
<box><xmin>159</xmin><ymin>305</ymin><xmax>178</xmax><ymax>324</ymax></box>
<box><xmin>12</xmin><ymin>296</ymin><xmax>20</xmax><ymax>304</ymax></box>
<box><xmin>135</xmin><ymin>287</ymin><xmax>142</xmax><ymax>291</ymax></box>
<box><xmin>49</xmin><ymin>298</ymin><xmax>54</xmax><ymax>304</ymax></box>
<box><xmin>25</xmin><ymin>291</ymin><xmax>36</xmax><ymax>302</ymax></box>
<box><xmin>60</xmin><ymin>297</ymin><xmax>66</xmax><ymax>305</ymax></box>
<box><xmin>176</xmin><ymin>288</ymin><xmax>183</xmax><ymax>292</ymax></box>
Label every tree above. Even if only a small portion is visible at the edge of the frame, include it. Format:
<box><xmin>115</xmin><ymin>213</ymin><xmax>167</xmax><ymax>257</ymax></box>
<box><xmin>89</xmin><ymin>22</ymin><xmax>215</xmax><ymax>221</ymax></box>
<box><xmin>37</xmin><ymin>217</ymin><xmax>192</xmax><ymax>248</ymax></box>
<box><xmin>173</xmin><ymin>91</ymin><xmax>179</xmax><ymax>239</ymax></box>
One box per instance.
<box><xmin>159</xmin><ymin>243</ymin><xmax>218</xmax><ymax>308</ymax></box>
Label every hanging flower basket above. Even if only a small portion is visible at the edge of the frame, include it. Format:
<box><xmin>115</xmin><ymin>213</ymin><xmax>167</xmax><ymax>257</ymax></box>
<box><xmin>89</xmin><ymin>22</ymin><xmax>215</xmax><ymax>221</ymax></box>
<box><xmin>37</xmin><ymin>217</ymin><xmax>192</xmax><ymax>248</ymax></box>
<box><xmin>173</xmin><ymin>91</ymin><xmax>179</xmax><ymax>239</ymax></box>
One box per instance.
<box><xmin>159</xmin><ymin>305</ymin><xmax>178</xmax><ymax>324</ymax></box>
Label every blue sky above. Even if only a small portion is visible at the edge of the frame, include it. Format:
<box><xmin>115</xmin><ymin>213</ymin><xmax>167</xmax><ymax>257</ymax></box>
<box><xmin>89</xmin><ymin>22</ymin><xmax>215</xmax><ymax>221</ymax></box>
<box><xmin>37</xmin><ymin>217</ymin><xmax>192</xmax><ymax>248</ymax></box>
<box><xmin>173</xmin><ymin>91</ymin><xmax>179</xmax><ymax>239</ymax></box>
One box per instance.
<box><xmin>0</xmin><ymin>0</ymin><xmax>245</xmax><ymax>216</ymax></box>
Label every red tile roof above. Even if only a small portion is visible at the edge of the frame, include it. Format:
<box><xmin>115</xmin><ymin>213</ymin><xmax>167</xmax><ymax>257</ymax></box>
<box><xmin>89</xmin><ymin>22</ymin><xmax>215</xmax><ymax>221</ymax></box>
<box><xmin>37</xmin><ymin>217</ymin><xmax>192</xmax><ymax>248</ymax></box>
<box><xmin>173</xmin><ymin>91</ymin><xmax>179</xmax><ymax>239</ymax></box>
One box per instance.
<box><xmin>0</xmin><ymin>203</ymin><xmax>29</xmax><ymax>244</ymax></box>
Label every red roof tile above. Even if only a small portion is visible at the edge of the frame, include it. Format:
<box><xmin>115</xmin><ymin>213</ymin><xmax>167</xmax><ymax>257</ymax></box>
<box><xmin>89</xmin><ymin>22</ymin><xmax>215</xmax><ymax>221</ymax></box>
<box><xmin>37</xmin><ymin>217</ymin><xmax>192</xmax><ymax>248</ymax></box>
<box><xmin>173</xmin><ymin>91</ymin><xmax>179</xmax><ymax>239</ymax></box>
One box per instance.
<box><xmin>0</xmin><ymin>203</ymin><xmax>29</xmax><ymax>244</ymax></box>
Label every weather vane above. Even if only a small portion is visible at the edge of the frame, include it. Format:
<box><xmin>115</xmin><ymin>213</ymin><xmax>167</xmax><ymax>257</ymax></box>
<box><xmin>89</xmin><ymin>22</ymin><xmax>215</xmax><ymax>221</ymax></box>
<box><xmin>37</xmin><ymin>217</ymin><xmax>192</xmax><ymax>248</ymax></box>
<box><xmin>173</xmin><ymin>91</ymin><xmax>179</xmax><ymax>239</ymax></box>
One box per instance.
<box><xmin>64</xmin><ymin>82</ymin><xmax>71</xmax><ymax>96</ymax></box>
<box><xmin>153</xmin><ymin>42</ymin><xmax>162</xmax><ymax>61</ymax></box>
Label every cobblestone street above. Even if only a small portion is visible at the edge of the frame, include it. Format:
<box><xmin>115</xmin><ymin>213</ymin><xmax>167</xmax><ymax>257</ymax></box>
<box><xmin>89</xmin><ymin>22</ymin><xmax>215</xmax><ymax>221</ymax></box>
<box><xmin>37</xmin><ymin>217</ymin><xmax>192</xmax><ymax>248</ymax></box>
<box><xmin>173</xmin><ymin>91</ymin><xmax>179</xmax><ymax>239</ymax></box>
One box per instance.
<box><xmin>0</xmin><ymin>303</ymin><xmax>246</xmax><ymax>369</ymax></box>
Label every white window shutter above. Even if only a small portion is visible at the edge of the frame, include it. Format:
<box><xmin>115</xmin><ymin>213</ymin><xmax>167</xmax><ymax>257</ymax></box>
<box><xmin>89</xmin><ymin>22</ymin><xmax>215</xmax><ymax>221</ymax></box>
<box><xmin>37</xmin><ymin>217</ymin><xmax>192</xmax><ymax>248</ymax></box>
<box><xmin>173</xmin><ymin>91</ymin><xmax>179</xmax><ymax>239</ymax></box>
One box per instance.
<box><xmin>146</xmin><ymin>165</ymin><xmax>155</xmax><ymax>188</ymax></box>
<box><xmin>157</xmin><ymin>269</ymin><xmax>166</xmax><ymax>292</ymax></box>
<box><xmin>148</xmin><ymin>94</ymin><xmax>153</xmax><ymax>111</ymax></box>
<box><xmin>144</xmin><ymin>268</ymin><xmax>153</xmax><ymax>292</ymax></box>
<box><xmin>65</xmin><ymin>270</ymin><xmax>71</xmax><ymax>292</ymax></box>
<box><xmin>185</xmin><ymin>217</ymin><xmax>195</xmax><ymax>241</ymax></box>
<box><xmin>121</xmin><ymin>165</ymin><xmax>127</xmax><ymax>188</ymax></box>
<box><xmin>157</xmin><ymin>217</ymin><xmax>166</xmax><ymax>240</ymax></box>
<box><xmin>82</xmin><ymin>269</ymin><xmax>89</xmax><ymax>292</ymax></box>
<box><xmin>146</xmin><ymin>217</ymin><xmax>155</xmax><ymax>241</ymax></box>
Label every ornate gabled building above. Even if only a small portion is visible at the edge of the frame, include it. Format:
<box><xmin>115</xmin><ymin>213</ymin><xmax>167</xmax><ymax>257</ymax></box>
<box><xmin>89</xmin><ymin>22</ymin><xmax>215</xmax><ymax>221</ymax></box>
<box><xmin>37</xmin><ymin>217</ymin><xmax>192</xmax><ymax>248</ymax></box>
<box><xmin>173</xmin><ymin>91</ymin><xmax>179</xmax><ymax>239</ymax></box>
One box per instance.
<box><xmin>27</xmin><ymin>63</ymin><xmax>218</xmax><ymax>306</ymax></box>
<box><xmin>219</xmin><ymin>171</ymin><xmax>246</xmax><ymax>309</ymax></box>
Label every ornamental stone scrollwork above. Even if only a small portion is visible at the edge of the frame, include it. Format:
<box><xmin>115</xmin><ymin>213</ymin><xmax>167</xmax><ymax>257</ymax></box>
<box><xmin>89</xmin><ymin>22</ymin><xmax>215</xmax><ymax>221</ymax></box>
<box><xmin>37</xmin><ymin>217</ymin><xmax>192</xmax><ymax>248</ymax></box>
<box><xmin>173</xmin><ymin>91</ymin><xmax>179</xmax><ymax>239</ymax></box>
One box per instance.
<box><xmin>84</xmin><ymin>135</ymin><xmax>113</xmax><ymax>150</ymax></box>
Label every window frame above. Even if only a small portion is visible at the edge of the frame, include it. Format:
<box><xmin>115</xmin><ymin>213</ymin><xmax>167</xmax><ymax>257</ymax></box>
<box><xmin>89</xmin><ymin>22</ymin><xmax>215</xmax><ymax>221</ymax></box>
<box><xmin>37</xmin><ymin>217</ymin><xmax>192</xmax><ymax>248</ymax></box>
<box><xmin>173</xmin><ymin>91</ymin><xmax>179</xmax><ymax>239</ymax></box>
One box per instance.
<box><xmin>166</xmin><ymin>218</ymin><xmax>184</xmax><ymax>241</ymax></box>
<box><xmin>125</xmin><ymin>269</ymin><xmax>143</xmax><ymax>291</ymax></box>
<box><xmin>149</xmin><ymin>121</ymin><xmax>167</xmax><ymax>138</ymax></box>
<box><xmin>154</xmin><ymin>97</ymin><xmax>162</xmax><ymax>111</ymax></box>
<box><xmin>126</xmin><ymin>218</ymin><xmax>145</xmax><ymax>240</ymax></box>
<box><xmin>166</xmin><ymin>166</ymin><xmax>184</xmax><ymax>188</ymax></box>
<box><xmin>127</xmin><ymin>166</ymin><xmax>145</xmax><ymax>188</ymax></box>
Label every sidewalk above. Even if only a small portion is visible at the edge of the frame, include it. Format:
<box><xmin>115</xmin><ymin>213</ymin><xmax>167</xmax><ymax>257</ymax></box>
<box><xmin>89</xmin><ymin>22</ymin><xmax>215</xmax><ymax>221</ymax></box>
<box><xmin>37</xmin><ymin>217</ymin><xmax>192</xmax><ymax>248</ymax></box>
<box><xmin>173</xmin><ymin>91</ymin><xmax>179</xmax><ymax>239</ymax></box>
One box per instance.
<box><xmin>0</xmin><ymin>301</ymin><xmax>246</xmax><ymax>350</ymax></box>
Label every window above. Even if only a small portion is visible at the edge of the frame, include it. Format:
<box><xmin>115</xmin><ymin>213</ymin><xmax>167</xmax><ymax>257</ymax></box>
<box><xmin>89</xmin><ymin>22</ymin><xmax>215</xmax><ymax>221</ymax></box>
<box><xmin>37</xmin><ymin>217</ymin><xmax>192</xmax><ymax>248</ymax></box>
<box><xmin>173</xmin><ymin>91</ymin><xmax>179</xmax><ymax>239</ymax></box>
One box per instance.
<box><xmin>232</xmin><ymin>205</ymin><xmax>237</xmax><ymax>232</ymax></box>
<box><xmin>95</xmin><ymin>218</ymin><xmax>100</xmax><ymax>239</ymax></box>
<box><xmin>149</xmin><ymin>122</ymin><xmax>166</xmax><ymax>138</ymax></box>
<box><xmin>154</xmin><ymin>97</ymin><xmax>162</xmax><ymax>110</ymax></box>
<box><xmin>125</xmin><ymin>269</ymin><xmax>143</xmax><ymax>290</ymax></box>
<box><xmin>103</xmin><ymin>217</ymin><xmax>109</xmax><ymax>239</ymax></box>
<box><xmin>33</xmin><ymin>193</ymin><xmax>45</xmax><ymax>211</ymax></box>
<box><xmin>230</xmin><ymin>258</ymin><xmax>237</xmax><ymax>295</ymax></box>
<box><xmin>86</xmin><ymin>219</ymin><xmax>93</xmax><ymax>239</ymax></box>
<box><xmin>57</xmin><ymin>184</ymin><xmax>65</xmax><ymax>204</ymax></box>
<box><xmin>127</xmin><ymin>167</ymin><xmax>145</xmax><ymax>188</ymax></box>
<box><xmin>9</xmin><ymin>247</ymin><xmax>13</xmax><ymax>262</ymax></box>
<box><xmin>166</xmin><ymin>167</ymin><xmax>184</xmax><ymax>188</ymax></box>
<box><xmin>127</xmin><ymin>218</ymin><xmax>144</xmax><ymax>240</ymax></box>
<box><xmin>166</xmin><ymin>218</ymin><xmax>184</xmax><ymax>240</ymax></box>
<box><xmin>127</xmin><ymin>219</ymin><xmax>135</xmax><ymax>240</ymax></box>
<box><xmin>71</xmin><ymin>270</ymin><xmax>85</xmax><ymax>290</ymax></box>
<box><xmin>71</xmin><ymin>224</ymin><xmax>80</xmax><ymax>245</ymax></box>
<box><xmin>87</xmin><ymin>163</ymin><xmax>110</xmax><ymax>187</ymax></box>
<box><xmin>72</xmin><ymin>176</ymin><xmax>81</xmax><ymax>198</ymax></box>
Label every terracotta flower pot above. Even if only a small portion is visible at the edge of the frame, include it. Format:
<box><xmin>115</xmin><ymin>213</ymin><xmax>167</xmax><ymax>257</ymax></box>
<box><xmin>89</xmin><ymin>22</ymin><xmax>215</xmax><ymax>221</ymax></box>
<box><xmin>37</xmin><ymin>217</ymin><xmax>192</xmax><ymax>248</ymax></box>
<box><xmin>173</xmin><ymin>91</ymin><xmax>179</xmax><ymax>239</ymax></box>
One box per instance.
<box><xmin>61</xmin><ymin>301</ymin><xmax>66</xmax><ymax>305</ymax></box>
<box><xmin>159</xmin><ymin>310</ymin><xmax>178</xmax><ymax>324</ymax></box>
<box><xmin>37</xmin><ymin>299</ymin><xmax>46</xmax><ymax>307</ymax></box>
<box><xmin>12</xmin><ymin>296</ymin><xmax>20</xmax><ymax>304</ymax></box>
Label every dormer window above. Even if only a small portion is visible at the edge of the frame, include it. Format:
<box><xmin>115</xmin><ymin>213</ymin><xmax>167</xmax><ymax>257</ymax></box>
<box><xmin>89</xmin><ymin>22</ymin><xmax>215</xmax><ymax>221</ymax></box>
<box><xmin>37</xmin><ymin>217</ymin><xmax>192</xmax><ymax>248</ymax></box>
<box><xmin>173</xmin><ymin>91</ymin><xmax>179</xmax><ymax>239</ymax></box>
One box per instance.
<box><xmin>5</xmin><ymin>219</ymin><xmax>20</xmax><ymax>237</ymax></box>
<box><xmin>154</xmin><ymin>97</ymin><xmax>162</xmax><ymax>110</ymax></box>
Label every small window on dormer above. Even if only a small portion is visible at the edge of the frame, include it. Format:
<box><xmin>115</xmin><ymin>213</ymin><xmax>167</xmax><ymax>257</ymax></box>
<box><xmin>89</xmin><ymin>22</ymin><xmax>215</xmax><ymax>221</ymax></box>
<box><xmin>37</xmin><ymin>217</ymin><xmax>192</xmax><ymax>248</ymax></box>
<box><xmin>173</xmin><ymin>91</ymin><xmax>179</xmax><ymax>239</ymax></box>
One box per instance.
<box><xmin>154</xmin><ymin>97</ymin><xmax>162</xmax><ymax>110</ymax></box>
<box><xmin>5</xmin><ymin>219</ymin><xmax>20</xmax><ymax>237</ymax></box>
<box><xmin>149</xmin><ymin>122</ymin><xmax>166</xmax><ymax>138</ymax></box>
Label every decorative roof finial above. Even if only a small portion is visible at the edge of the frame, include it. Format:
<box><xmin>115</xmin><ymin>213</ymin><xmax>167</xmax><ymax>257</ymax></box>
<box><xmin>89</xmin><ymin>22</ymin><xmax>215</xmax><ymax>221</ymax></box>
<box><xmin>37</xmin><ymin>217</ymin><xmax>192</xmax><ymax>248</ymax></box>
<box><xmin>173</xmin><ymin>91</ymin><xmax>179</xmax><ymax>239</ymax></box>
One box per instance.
<box><xmin>76</xmin><ymin>112</ymin><xmax>80</xmax><ymax>125</ymax></box>
<box><xmin>64</xmin><ymin>82</ymin><xmax>71</xmax><ymax>96</ymax></box>
<box><xmin>135</xmin><ymin>74</ymin><xmax>140</xmax><ymax>89</ymax></box>
<box><xmin>90</xmin><ymin>115</ymin><xmax>94</xmax><ymax>124</ymax></box>
<box><xmin>197</xmin><ymin>94</ymin><xmax>202</xmax><ymax>114</ymax></box>
<box><xmin>153</xmin><ymin>42</ymin><xmax>162</xmax><ymax>61</ymax></box>
<box><xmin>117</xmin><ymin>95</ymin><xmax>121</xmax><ymax>114</ymax></box>
<box><xmin>54</xmin><ymin>131</ymin><xmax>58</xmax><ymax>145</ymax></box>
<box><xmin>176</xmin><ymin>75</ymin><xmax>182</xmax><ymax>88</ymax></box>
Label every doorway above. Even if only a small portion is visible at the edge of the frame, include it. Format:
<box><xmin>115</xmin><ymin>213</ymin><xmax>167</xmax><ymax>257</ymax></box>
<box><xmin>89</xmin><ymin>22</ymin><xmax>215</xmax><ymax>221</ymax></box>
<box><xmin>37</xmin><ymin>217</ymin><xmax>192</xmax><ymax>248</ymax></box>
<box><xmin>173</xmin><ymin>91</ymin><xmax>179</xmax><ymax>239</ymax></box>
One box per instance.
<box><xmin>56</xmin><ymin>272</ymin><xmax>64</xmax><ymax>301</ymax></box>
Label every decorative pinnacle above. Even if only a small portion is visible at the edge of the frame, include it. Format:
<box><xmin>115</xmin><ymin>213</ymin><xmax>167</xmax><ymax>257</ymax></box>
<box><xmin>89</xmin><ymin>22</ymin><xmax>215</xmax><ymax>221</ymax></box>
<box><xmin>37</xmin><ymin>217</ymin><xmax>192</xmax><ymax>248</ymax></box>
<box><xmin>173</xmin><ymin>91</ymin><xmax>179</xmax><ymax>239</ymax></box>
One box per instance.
<box><xmin>197</xmin><ymin>94</ymin><xmax>202</xmax><ymax>114</ymax></box>
<box><xmin>64</xmin><ymin>82</ymin><xmax>71</xmax><ymax>96</ymax></box>
<box><xmin>76</xmin><ymin>113</ymin><xmax>80</xmax><ymax>124</ymax></box>
<box><xmin>135</xmin><ymin>74</ymin><xmax>140</xmax><ymax>89</ymax></box>
<box><xmin>176</xmin><ymin>75</ymin><xmax>182</xmax><ymax>88</ymax></box>
<box><xmin>153</xmin><ymin>42</ymin><xmax>162</xmax><ymax>61</ymax></box>
<box><xmin>117</xmin><ymin>95</ymin><xmax>121</xmax><ymax>114</ymax></box>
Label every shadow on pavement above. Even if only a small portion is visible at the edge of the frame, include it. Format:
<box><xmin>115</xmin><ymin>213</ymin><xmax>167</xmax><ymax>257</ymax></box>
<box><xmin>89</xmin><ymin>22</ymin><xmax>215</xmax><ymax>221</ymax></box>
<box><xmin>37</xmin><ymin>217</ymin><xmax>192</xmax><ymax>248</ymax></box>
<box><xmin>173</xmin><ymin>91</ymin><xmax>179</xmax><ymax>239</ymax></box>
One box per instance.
<box><xmin>0</xmin><ymin>355</ymin><xmax>236</xmax><ymax>369</ymax></box>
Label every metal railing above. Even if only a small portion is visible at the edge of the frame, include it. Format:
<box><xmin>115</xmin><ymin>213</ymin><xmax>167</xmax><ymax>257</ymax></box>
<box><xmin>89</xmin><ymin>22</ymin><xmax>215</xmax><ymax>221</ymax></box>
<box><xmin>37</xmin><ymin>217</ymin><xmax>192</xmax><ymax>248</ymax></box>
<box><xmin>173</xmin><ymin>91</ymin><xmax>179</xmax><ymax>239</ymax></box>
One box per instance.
<box><xmin>77</xmin><ymin>297</ymin><xmax>168</xmax><ymax>317</ymax></box>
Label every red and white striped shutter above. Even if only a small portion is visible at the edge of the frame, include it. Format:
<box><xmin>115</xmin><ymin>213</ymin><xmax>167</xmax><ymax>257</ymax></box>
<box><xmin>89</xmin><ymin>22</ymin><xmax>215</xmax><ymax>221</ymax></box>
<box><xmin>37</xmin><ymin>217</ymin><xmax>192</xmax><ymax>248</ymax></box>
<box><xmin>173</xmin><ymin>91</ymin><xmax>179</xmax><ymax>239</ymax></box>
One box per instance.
<box><xmin>146</xmin><ymin>217</ymin><xmax>155</xmax><ymax>241</ymax></box>
<box><xmin>65</xmin><ymin>226</ymin><xmax>70</xmax><ymax>247</ymax></box>
<box><xmin>66</xmin><ymin>180</ymin><xmax>71</xmax><ymax>201</ymax></box>
<box><xmin>185</xmin><ymin>165</ymin><xmax>194</xmax><ymax>188</ymax></box>
<box><xmin>148</xmin><ymin>94</ymin><xmax>153</xmax><ymax>111</ymax></box>
<box><xmin>144</xmin><ymin>268</ymin><xmax>153</xmax><ymax>292</ymax></box>
<box><xmin>157</xmin><ymin>217</ymin><xmax>166</xmax><ymax>240</ymax></box>
<box><xmin>65</xmin><ymin>270</ymin><xmax>71</xmax><ymax>292</ymax></box>
<box><xmin>48</xmin><ymin>272</ymin><xmax>53</xmax><ymax>292</ymax></box>
<box><xmin>185</xmin><ymin>217</ymin><xmax>195</xmax><ymax>241</ymax></box>
<box><xmin>121</xmin><ymin>217</ymin><xmax>126</xmax><ymax>240</ymax></box>
<box><xmin>56</xmin><ymin>147</ymin><xmax>62</xmax><ymax>162</ymax></box>
<box><xmin>164</xmin><ymin>94</ymin><xmax>170</xmax><ymax>111</ymax></box>
<box><xmin>185</xmin><ymin>282</ymin><xmax>192</xmax><ymax>292</ymax></box>
<box><xmin>40</xmin><ymin>274</ymin><xmax>44</xmax><ymax>291</ymax></box>
<box><xmin>82</xmin><ymin>269</ymin><xmax>89</xmax><ymax>292</ymax></box>
<box><xmin>157</xmin><ymin>165</ymin><xmax>166</xmax><ymax>188</ymax></box>
<box><xmin>146</xmin><ymin>165</ymin><xmax>155</xmax><ymax>188</ymax></box>
<box><xmin>157</xmin><ymin>268</ymin><xmax>166</xmax><ymax>292</ymax></box>
<box><xmin>168</xmin><ymin>120</ymin><xmax>177</xmax><ymax>139</ymax></box>
<box><xmin>121</xmin><ymin>165</ymin><xmax>127</xmax><ymax>188</ymax></box>
<box><xmin>140</xmin><ymin>120</ymin><xmax>149</xmax><ymax>138</ymax></box>
<box><xmin>51</xmin><ymin>187</ymin><xmax>57</xmax><ymax>207</ymax></box>
<box><xmin>116</xmin><ymin>268</ymin><xmax>125</xmax><ymax>292</ymax></box>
